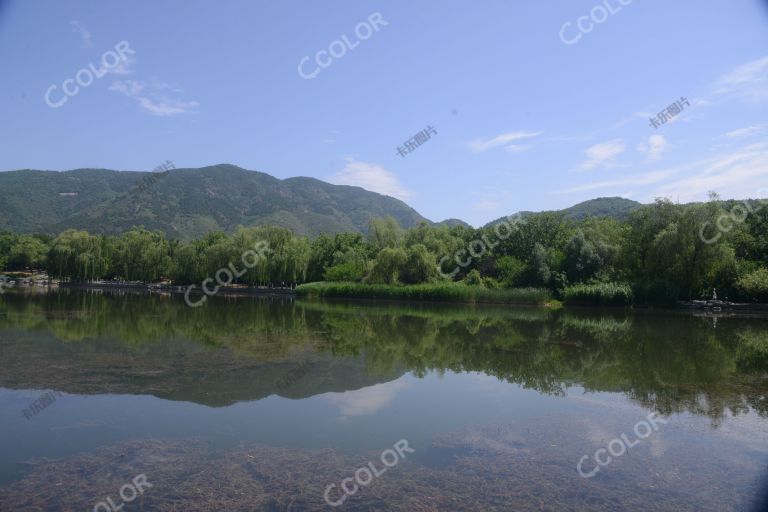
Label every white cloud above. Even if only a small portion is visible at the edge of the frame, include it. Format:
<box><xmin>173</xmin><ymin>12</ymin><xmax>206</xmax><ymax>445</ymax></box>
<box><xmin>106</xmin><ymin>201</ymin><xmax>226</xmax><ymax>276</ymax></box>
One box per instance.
<box><xmin>505</xmin><ymin>144</ymin><xmax>530</xmax><ymax>153</ymax></box>
<box><xmin>637</xmin><ymin>134</ymin><xmax>669</xmax><ymax>161</ymax></box>
<box><xmin>578</xmin><ymin>139</ymin><xmax>626</xmax><ymax>170</ymax></box>
<box><xmin>719</xmin><ymin>56</ymin><xmax>768</xmax><ymax>86</ymax></box>
<box><xmin>149</xmin><ymin>79</ymin><xmax>184</xmax><ymax>93</ymax></box>
<box><xmin>715</xmin><ymin>55</ymin><xmax>768</xmax><ymax>101</ymax></box>
<box><xmin>558</xmin><ymin>140</ymin><xmax>768</xmax><ymax>202</ymax></box>
<box><xmin>110</xmin><ymin>79</ymin><xmax>199</xmax><ymax>117</ymax></box>
<box><xmin>70</xmin><ymin>20</ymin><xmax>91</xmax><ymax>48</ymax></box>
<box><xmin>322</xmin><ymin>379</ymin><xmax>409</xmax><ymax>417</ymax></box>
<box><xmin>136</xmin><ymin>96</ymin><xmax>200</xmax><ymax>117</ymax></box>
<box><xmin>725</xmin><ymin>125</ymin><xmax>766</xmax><ymax>139</ymax></box>
<box><xmin>468</xmin><ymin>131</ymin><xmax>541</xmax><ymax>153</ymax></box>
<box><xmin>651</xmin><ymin>141</ymin><xmax>768</xmax><ymax>202</ymax></box>
<box><xmin>327</xmin><ymin>158</ymin><xmax>412</xmax><ymax>200</ymax></box>
<box><xmin>103</xmin><ymin>52</ymin><xmax>137</xmax><ymax>76</ymax></box>
<box><xmin>108</xmin><ymin>80</ymin><xmax>144</xmax><ymax>96</ymax></box>
<box><xmin>557</xmin><ymin>169</ymin><xmax>676</xmax><ymax>195</ymax></box>
<box><xmin>612</xmin><ymin>112</ymin><xmax>653</xmax><ymax>129</ymax></box>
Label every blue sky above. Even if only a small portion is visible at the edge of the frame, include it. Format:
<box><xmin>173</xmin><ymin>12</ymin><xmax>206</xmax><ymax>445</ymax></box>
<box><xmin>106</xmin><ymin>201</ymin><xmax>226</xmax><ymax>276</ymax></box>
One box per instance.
<box><xmin>1</xmin><ymin>0</ymin><xmax>767</xmax><ymax>226</ymax></box>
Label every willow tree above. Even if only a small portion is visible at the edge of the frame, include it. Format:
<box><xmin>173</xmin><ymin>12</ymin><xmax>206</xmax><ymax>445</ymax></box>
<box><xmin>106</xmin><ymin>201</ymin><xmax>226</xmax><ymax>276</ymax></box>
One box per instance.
<box><xmin>111</xmin><ymin>228</ymin><xmax>171</xmax><ymax>282</ymax></box>
<box><xmin>47</xmin><ymin>230</ymin><xmax>109</xmax><ymax>282</ymax></box>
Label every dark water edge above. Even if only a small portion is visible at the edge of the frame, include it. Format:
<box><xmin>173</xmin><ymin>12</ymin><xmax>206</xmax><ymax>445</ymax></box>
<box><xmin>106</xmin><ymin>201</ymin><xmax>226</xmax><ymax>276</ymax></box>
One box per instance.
<box><xmin>59</xmin><ymin>281</ymin><xmax>296</xmax><ymax>296</ymax></box>
<box><xmin>51</xmin><ymin>282</ymin><xmax>768</xmax><ymax>313</ymax></box>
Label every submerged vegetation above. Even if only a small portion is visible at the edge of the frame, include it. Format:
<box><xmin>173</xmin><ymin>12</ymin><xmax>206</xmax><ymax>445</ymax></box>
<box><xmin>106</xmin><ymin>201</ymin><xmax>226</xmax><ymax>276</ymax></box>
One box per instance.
<box><xmin>1</xmin><ymin>417</ymin><xmax>761</xmax><ymax>512</ymax></box>
<box><xmin>2</xmin><ymin>195</ymin><xmax>768</xmax><ymax>305</ymax></box>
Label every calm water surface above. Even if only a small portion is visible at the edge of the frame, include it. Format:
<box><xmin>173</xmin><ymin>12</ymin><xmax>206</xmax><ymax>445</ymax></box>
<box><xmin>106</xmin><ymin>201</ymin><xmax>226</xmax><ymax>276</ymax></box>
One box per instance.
<box><xmin>0</xmin><ymin>290</ymin><xmax>766</xmax><ymax>511</ymax></box>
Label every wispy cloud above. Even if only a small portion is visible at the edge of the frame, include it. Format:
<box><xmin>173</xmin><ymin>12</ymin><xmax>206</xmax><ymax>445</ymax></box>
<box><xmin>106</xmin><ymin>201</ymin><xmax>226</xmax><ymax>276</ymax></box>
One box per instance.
<box><xmin>578</xmin><ymin>139</ymin><xmax>626</xmax><ymax>170</ymax></box>
<box><xmin>612</xmin><ymin>112</ymin><xmax>652</xmax><ymax>129</ymax></box>
<box><xmin>557</xmin><ymin>169</ymin><xmax>676</xmax><ymax>195</ymax></box>
<box><xmin>107</xmin><ymin>56</ymin><xmax>137</xmax><ymax>75</ymax></box>
<box><xmin>714</xmin><ymin>55</ymin><xmax>768</xmax><ymax>102</ymax></box>
<box><xmin>559</xmin><ymin>140</ymin><xmax>768</xmax><ymax>202</ymax></box>
<box><xmin>109</xmin><ymin>79</ymin><xmax>199</xmax><ymax>117</ymax></box>
<box><xmin>101</xmin><ymin>51</ymin><xmax>137</xmax><ymax>76</ymax></box>
<box><xmin>327</xmin><ymin>158</ymin><xmax>412</xmax><ymax>200</ymax></box>
<box><xmin>725</xmin><ymin>124</ymin><xmax>767</xmax><ymax>139</ymax></box>
<box><xmin>637</xmin><ymin>134</ymin><xmax>669</xmax><ymax>161</ymax></box>
<box><xmin>109</xmin><ymin>80</ymin><xmax>143</xmax><ymax>96</ymax></box>
<box><xmin>651</xmin><ymin>141</ymin><xmax>768</xmax><ymax>202</ymax></box>
<box><xmin>135</xmin><ymin>96</ymin><xmax>200</xmax><ymax>117</ymax></box>
<box><xmin>718</xmin><ymin>56</ymin><xmax>768</xmax><ymax>87</ymax></box>
<box><xmin>468</xmin><ymin>131</ymin><xmax>541</xmax><ymax>153</ymax></box>
<box><xmin>69</xmin><ymin>20</ymin><xmax>91</xmax><ymax>48</ymax></box>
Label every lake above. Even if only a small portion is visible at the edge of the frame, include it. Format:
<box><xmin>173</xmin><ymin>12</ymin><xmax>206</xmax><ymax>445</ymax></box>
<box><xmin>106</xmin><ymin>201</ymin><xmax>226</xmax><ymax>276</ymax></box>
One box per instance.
<box><xmin>0</xmin><ymin>289</ymin><xmax>766</xmax><ymax>511</ymax></box>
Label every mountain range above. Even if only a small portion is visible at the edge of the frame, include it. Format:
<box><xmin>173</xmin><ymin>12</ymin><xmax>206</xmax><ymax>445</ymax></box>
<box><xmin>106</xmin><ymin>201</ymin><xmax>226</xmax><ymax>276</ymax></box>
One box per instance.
<box><xmin>0</xmin><ymin>164</ymin><xmax>641</xmax><ymax>238</ymax></box>
<box><xmin>0</xmin><ymin>164</ymin><xmax>437</xmax><ymax>238</ymax></box>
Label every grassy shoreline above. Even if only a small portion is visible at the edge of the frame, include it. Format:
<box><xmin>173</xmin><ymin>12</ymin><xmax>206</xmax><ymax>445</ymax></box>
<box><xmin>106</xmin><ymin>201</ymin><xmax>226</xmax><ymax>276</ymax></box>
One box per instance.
<box><xmin>295</xmin><ymin>282</ymin><xmax>551</xmax><ymax>305</ymax></box>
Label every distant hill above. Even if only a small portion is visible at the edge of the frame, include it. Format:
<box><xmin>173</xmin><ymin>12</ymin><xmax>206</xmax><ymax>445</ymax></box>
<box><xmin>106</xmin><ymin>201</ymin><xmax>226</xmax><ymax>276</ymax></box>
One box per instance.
<box><xmin>484</xmin><ymin>197</ymin><xmax>642</xmax><ymax>227</ymax></box>
<box><xmin>0</xmin><ymin>165</ymin><xmax>431</xmax><ymax>239</ymax></box>
<box><xmin>434</xmin><ymin>218</ymin><xmax>471</xmax><ymax>228</ymax></box>
<box><xmin>560</xmin><ymin>197</ymin><xmax>641</xmax><ymax>221</ymax></box>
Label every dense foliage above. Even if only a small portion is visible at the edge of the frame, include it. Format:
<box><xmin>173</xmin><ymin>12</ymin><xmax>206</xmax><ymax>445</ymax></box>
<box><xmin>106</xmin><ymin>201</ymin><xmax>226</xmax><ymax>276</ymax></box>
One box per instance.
<box><xmin>2</xmin><ymin>195</ymin><xmax>767</xmax><ymax>304</ymax></box>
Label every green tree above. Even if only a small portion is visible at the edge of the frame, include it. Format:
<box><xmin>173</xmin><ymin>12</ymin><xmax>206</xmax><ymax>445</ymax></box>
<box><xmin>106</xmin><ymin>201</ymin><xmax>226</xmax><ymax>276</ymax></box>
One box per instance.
<box><xmin>8</xmin><ymin>235</ymin><xmax>48</xmax><ymax>270</ymax></box>
<box><xmin>368</xmin><ymin>217</ymin><xmax>402</xmax><ymax>251</ymax></box>
<box><xmin>366</xmin><ymin>247</ymin><xmax>407</xmax><ymax>284</ymax></box>
<box><xmin>401</xmin><ymin>244</ymin><xmax>437</xmax><ymax>284</ymax></box>
<box><xmin>47</xmin><ymin>230</ymin><xmax>109</xmax><ymax>282</ymax></box>
<box><xmin>736</xmin><ymin>268</ymin><xmax>768</xmax><ymax>302</ymax></box>
<box><xmin>563</xmin><ymin>230</ymin><xmax>616</xmax><ymax>283</ymax></box>
<box><xmin>112</xmin><ymin>228</ymin><xmax>171</xmax><ymax>282</ymax></box>
<box><xmin>495</xmin><ymin>255</ymin><xmax>526</xmax><ymax>288</ymax></box>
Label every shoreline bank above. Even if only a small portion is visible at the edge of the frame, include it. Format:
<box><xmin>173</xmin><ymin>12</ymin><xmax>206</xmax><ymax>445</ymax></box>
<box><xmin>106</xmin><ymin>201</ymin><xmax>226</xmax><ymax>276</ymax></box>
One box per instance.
<box><xmin>28</xmin><ymin>282</ymin><xmax>768</xmax><ymax>313</ymax></box>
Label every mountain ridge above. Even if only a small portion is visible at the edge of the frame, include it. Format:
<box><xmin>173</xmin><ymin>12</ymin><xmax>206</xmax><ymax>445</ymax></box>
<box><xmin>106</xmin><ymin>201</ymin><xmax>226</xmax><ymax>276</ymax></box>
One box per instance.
<box><xmin>0</xmin><ymin>164</ymin><xmax>430</xmax><ymax>238</ymax></box>
<box><xmin>0</xmin><ymin>166</ymin><xmax>646</xmax><ymax>237</ymax></box>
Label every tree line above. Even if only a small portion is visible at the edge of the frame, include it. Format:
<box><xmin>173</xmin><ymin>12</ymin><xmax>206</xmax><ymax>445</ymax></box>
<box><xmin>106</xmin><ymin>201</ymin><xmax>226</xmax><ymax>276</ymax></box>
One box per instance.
<box><xmin>1</xmin><ymin>194</ymin><xmax>767</xmax><ymax>303</ymax></box>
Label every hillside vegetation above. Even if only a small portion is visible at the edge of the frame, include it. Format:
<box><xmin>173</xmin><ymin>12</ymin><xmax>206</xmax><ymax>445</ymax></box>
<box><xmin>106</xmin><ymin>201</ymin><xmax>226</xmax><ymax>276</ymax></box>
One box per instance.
<box><xmin>485</xmin><ymin>197</ymin><xmax>641</xmax><ymax>227</ymax></box>
<box><xmin>0</xmin><ymin>165</ymin><xmax>429</xmax><ymax>238</ymax></box>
